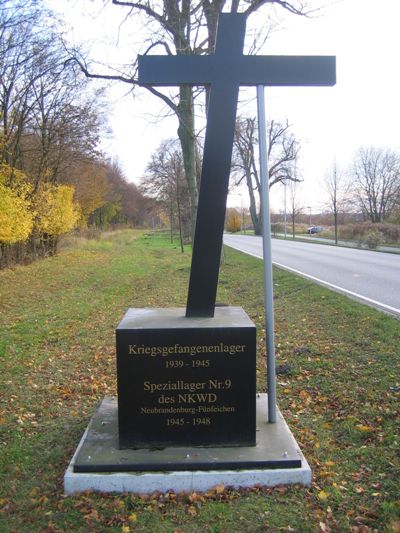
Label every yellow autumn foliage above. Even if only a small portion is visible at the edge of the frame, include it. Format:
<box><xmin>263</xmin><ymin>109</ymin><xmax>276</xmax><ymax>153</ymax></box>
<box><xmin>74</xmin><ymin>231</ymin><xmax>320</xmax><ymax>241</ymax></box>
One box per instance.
<box><xmin>225</xmin><ymin>208</ymin><xmax>242</xmax><ymax>233</ymax></box>
<box><xmin>34</xmin><ymin>184</ymin><xmax>80</xmax><ymax>236</ymax></box>
<box><xmin>72</xmin><ymin>163</ymin><xmax>111</xmax><ymax>224</ymax></box>
<box><xmin>0</xmin><ymin>165</ymin><xmax>34</xmax><ymax>244</ymax></box>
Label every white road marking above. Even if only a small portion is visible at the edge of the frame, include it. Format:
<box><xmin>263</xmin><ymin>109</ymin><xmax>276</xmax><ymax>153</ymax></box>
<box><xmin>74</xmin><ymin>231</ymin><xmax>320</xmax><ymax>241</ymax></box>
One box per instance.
<box><xmin>224</xmin><ymin>242</ymin><xmax>400</xmax><ymax>316</ymax></box>
<box><xmin>273</xmin><ymin>261</ymin><xmax>400</xmax><ymax>316</ymax></box>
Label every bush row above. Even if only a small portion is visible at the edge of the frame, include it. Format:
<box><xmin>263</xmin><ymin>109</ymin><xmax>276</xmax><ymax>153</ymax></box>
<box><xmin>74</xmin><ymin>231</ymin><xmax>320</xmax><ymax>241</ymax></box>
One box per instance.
<box><xmin>339</xmin><ymin>223</ymin><xmax>400</xmax><ymax>244</ymax></box>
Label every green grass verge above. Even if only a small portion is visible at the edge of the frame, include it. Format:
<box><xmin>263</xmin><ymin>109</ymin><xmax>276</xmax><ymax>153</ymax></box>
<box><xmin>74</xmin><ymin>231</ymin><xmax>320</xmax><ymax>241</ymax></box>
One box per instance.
<box><xmin>0</xmin><ymin>229</ymin><xmax>399</xmax><ymax>532</ymax></box>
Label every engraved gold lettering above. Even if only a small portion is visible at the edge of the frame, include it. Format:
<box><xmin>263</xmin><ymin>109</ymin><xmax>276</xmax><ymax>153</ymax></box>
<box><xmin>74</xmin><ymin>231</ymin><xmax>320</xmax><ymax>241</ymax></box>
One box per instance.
<box><xmin>178</xmin><ymin>393</ymin><xmax>217</xmax><ymax>404</ymax></box>
<box><xmin>158</xmin><ymin>394</ymin><xmax>175</xmax><ymax>404</ymax></box>
<box><xmin>128</xmin><ymin>343</ymin><xmax>247</xmax><ymax>356</ymax></box>
<box><xmin>143</xmin><ymin>380</ymin><xmax>208</xmax><ymax>393</ymax></box>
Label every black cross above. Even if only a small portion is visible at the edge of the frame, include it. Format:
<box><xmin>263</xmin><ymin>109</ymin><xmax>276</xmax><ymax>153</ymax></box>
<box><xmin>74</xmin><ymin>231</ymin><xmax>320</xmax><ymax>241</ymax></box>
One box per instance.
<box><xmin>139</xmin><ymin>14</ymin><xmax>335</xmax><ymax>318</ymax></box>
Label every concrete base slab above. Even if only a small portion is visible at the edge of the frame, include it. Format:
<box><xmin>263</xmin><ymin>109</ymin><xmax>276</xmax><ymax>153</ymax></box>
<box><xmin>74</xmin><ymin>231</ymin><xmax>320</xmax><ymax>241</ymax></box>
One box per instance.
<box><xmin>64</xmin><ymin>394</ymin><xmax>311</xmax><ymax>494</ymax></box>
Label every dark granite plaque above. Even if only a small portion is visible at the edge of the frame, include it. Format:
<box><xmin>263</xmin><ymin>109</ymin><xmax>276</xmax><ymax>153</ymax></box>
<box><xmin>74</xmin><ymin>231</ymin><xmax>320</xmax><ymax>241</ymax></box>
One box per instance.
<box><xmin>116</xmin><ymin>307</ymin><xmax>256</xmax><ymax>448</ymax></box>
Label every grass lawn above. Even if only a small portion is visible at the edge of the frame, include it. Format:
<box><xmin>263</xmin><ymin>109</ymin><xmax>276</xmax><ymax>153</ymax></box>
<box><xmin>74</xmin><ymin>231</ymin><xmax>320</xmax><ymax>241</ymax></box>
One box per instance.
<box><xmin>0</xmin><ymin>229</ymin><xmax>399</xmax><ymax>532</ymax></box>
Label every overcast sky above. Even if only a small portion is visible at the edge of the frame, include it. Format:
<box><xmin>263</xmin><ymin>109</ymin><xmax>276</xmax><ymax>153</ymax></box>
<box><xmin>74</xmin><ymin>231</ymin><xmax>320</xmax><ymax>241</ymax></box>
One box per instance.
<box><xmin>49</xmin><ymin>0</ymin><xmax>400</xmax><ymax>213</ymax></box>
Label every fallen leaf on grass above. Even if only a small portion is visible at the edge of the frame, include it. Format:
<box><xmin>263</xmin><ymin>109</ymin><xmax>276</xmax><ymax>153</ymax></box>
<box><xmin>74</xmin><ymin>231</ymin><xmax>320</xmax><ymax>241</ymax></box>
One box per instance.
<box><xmin>214</xmin><ymin>484</ymin><xmax>225</xmax><ymax>494</ymax></box>
<box><xmin>29</xmin><ymin>487</ymin><xmax>40</xmax><ymax>498</ymax></box>
<box><xmin>319</xmin><ymin>522</ymin><xmax>331</xmax><ymax>532</ymax></box>
<box><xmin>355</xmin><ymin>424</ymin><xmax>374</xmax><ymax>432</ymax></box>
<box><xmin>128</xmin><ymin>513</ymin><xmax>137</xmax><ymax>523</ymax></box>
<box><xmin>318</xmin><ymin>490</ymin><xmax>329</xmax><ymax>501</ymax></box>
<box><xmin>114</xmin><ymin>499</ymin><xmax>125</xmax><ymax>509</ymax></box>
<box><xmin>187</xmin><ymin>505</ymin><xmax>197</xmax><ymax>517</ymax></box>
<box><xmin>319</xmin><ymin>471</ymin><xmax>334</xmax><ymax>478</ymax></box>
<box><xmin>387</xmin><ymin>521</ymin><xmax>400</xmax><ymax>533</ymax></box>
<box><xmin>188</xmin><ymin>492</ymin><xmax>203</xmax><ymax>503</ymax></box>
<box><xmin>84</xmin><ymin>509</ymin><xmax>100</xmax><ymax>522</ymax></box>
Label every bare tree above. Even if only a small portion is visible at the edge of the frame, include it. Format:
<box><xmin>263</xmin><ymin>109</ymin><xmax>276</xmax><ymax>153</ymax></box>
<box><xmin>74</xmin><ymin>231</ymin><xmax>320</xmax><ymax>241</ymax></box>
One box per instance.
<box><xmin>24</xmin><ymin>66</ymin><xmax>105</xmax><ymax>193</ymax></box>
<box><xmin>352</xmin><ymin>146</ymin><xmax>400</xmax><ymax>223</ymax></box>
<box><xmin>0</xmin><ymin>0</ymin><xmax>45</xmax><ymax>167</ymax></box>
<box><xmin>0</xmin><ymin>0</ymin><xmax>104</xmax><ymax>188</ymax></box>
<box><xmin>322</xmin><ymin>161</ymin><xmax>351</xmax><ymax>244</ymax></box>
<box><xmin>287</xmin><ymin>177</ymin><xmax>302</xmax><ymax>239</ymax></box>
<box><xmin>142</xmin><ymin>139</ymin><xmax>190</xmax><ymax>252</ymax></box>
<box><xmin>232</xmin><ymin>116</ymin><xmax>300</xmax><ymax>234</ymax></box>
<box><xmin>69</xmin><ymin>1</ymin><xmax>312</xmax><ymax>239</ymax></box>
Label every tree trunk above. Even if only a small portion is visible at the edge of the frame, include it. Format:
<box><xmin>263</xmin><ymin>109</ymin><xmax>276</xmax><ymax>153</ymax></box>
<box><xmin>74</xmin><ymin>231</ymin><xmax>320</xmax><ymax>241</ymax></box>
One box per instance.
<box><xmin>245</xmin><ymin>170</ymin><xmax>261</xmax><ymax>234</ymax></box>
<box><xmin>334</xmin><ymin>210</ymin><xmax>338</xmax><ymax>245</ymax></box>
<box><xmin>169</xmin><ymin>199</ymin><xmax>174</xmax><ymax>243</ymax></box>
<box><xmin>253</xmin><ymin>215</ymin><xmax>262</xmax><ymax>236</ymax></box>
<box><xmin>176</xmin><ymin>193</ymin><xmax>184</xmax><ymax>254</ymax></box>
<box><xmin>177</xmin><ymin>85</ymin><xmax>198</xmax><ymax>243</ymax></box>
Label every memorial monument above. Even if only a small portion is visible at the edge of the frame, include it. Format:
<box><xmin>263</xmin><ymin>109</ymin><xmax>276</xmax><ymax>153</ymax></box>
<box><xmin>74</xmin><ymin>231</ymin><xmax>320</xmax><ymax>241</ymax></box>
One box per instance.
<box><xmin>65</xmin><ymin>13</ymin><xmax>335</xmax><ymax>493</ymax></box>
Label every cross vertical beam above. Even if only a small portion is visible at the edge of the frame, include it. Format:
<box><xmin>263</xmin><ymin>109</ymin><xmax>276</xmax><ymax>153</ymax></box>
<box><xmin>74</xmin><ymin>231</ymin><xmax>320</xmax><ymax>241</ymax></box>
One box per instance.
<box><xmin>185</xmin><ymin>16</ymin><xmax>246</xmax><ymax>317</ymax></box>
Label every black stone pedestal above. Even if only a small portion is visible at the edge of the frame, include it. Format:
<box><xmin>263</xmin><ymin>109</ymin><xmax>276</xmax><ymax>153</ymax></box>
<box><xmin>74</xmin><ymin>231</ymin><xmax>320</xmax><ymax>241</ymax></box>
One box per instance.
<box><xmin>116</xmin><ymin>307</ymin><xmax>256</xmax><ymax>448</ymax></box>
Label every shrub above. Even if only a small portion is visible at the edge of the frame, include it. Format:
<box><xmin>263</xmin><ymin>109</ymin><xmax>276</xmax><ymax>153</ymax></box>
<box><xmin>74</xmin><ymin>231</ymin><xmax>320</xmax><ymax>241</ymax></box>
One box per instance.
<box><xmin>362</xmin><ymin>230</ymin><xmax>384</xmax><ymax>249</ymax></box>
<box><xmin>34</xmin><ymin>184</ymin><xmax>80</xmax><ymax>237</ymax></box>
<box><xmin>339</xmin><ymin>223</ymin><xmax>400</xmax><ymax>244</ymax></box>
<box><xmin>271</xmin><ymin>223</ymin><xmax>285</xmax><ymax>235</ymax></box>
<box><xmin>0</xmin><ymin>165</ymin><xmax>33</xmax><ymax>244</ymax></box>
<box><xmin>226</xmin><ymin>209</ymin><xmax>242</xmax><ymax>233</ymax></box>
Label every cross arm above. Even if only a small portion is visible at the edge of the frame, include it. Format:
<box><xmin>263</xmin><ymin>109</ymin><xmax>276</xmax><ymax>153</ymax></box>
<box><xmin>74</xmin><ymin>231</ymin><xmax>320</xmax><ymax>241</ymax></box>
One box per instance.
<box><xmin>138</xmin><ymin>55</ymin><xmax>214</xmax><ymax>86</ymax></box>
<box><xmin>238</xmin><ymin>56</ymin><xmax>336</xmax><ymax>86</ymax></box>
<box><xmin>138</xmin><ymin>54</ymin><xmax>335</xmax><ymax>88</ymax></box>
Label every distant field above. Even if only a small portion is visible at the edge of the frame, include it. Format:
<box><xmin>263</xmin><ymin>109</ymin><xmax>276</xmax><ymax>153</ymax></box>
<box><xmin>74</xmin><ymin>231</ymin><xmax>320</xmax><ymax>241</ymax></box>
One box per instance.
<box><xmin>0</xmin><ymin>229</ymin><xmax>399</xmax><ymax>532</ymax></box>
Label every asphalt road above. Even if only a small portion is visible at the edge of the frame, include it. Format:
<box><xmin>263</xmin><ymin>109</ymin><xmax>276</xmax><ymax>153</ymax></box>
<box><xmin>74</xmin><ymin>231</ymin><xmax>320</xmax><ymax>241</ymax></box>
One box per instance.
<box><xmin>223</xmin><ymin>234</ymin><xmax>400</xmax><ymax>317</ymax></box>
